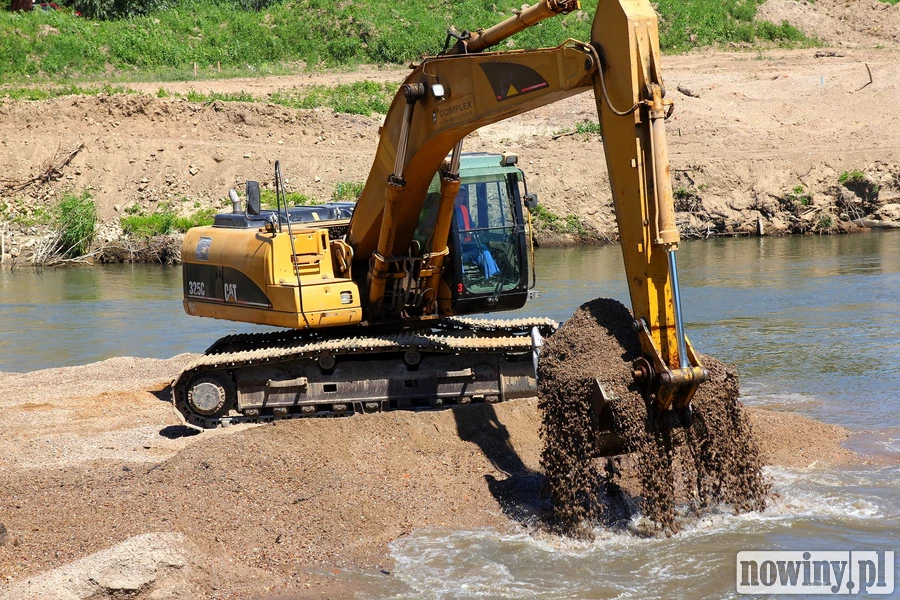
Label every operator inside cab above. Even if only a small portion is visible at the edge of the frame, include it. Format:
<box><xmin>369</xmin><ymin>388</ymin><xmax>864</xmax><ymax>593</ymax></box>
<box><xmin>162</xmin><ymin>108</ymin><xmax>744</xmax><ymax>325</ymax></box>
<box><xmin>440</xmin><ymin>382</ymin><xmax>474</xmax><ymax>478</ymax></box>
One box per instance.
<box><xmin>413</xmin><ymin>154</ymin><xmax>530</xmax><ymax>312</ymax></box>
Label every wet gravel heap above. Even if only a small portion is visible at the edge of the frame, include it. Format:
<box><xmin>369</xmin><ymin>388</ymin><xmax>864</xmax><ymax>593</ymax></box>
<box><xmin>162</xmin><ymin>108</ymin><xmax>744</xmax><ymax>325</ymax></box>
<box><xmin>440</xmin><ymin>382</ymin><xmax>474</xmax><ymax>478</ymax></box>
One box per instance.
<box><xmin>538</xmin><ymin>298</ymin><xmax>769</xmax><ymax>535</ymax></box>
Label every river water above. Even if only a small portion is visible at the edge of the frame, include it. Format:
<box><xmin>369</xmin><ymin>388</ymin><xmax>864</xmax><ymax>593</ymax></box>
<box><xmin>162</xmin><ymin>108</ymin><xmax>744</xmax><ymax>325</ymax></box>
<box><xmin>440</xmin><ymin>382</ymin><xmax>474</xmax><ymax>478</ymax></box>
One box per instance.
<box><xmin>1</xmin><ymin>233</ymin><xmax>899</xmax><ymax>598</ymax></box>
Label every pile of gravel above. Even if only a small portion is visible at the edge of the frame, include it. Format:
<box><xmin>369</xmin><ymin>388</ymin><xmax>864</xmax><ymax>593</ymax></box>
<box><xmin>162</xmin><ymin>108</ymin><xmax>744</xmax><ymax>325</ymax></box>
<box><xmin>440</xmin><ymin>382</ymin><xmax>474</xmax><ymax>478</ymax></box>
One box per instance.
<box><xmin>538</xmin><ymin>298</ymin><xmax>769</xmax><ymax>535</ymax></box>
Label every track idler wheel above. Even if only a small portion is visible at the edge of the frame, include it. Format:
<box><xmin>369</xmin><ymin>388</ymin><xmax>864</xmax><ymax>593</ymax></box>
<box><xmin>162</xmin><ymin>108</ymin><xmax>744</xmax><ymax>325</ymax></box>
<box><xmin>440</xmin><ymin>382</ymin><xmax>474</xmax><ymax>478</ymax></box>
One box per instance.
<box><xmin>403</xmin><ymin>348</ymin><xmax>421</xmax><ymax>367</ymax></box>
<box><xmin>318</xmin><ymin>354</ymin><xmax>336</xmax><ymax>371</ymax></box>
<box><xmin>186</xmin><ymin>374</ymin><xmax>235</xmax><ymax>418</ymax></box>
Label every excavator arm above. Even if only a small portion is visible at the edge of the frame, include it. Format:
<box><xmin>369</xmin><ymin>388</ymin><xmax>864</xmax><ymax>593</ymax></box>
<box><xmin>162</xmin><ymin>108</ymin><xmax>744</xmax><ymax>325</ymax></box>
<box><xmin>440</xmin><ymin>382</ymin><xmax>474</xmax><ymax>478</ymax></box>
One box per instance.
<box><xmin>590</xmin><ymin>0</ymin><xmax>709</xmax><ymax>410</ymax></box>
<box><xmin>345</xmin><ymin>0</ymin><xmax>707</xmax><ymax>410</ymax></box>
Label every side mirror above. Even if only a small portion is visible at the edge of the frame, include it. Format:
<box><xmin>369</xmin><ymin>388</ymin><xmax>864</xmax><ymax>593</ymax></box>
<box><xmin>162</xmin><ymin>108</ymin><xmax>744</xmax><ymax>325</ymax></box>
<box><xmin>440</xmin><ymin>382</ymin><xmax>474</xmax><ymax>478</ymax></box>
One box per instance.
<box><xmin>524</xmin><ymin>192</ymin><xmax>538</xmax><ymax>211</ymax></box>
<box><xmin>246</xmin><ymin>181</ymin><xmax>261</xmax><ymax>216</ymax></box>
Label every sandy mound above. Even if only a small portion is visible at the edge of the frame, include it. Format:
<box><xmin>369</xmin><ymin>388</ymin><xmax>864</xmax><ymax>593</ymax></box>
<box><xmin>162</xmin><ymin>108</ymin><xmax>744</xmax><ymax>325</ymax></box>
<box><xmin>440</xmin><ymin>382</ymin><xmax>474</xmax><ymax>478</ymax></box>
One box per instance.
<box><xmin>0</xmin><ymin>399</ymin><xmax>545</xmax><ymax>594</ymax></box>
<box><xmin>145</xmin><ymin>402</ymin><xmax>545</xmax><ymax>568</ymax></box>
<box><xmin>0</xmin><ymin>354</ymin><xmax>193</xmax><ymax>406</ymax></box>
<box><xmin>758</xmin><ymin>0</ymin><xmax>900</xmax><ymax>47</ymax></box>
<box><xmin>749</xmin><ymin>407</ymin><xmax>861</xmax><ymax>467</ymax></box>
<box><xmin>0</xmin><ymin>354</ymin><xmax>879</xmax><ymax>597</ymax></box>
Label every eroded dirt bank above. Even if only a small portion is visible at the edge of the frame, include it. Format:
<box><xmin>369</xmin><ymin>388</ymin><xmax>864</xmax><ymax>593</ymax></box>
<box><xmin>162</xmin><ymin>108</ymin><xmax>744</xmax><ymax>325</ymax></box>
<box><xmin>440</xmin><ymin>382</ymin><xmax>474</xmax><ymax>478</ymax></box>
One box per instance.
<box><xmin>3</xmin><ymin>47</ymin><xmax>900</xmax><ymax>262</ymax></box>
<box><xmin>0</xmin><ymin>354</ymin><xmax>879</xmax><ymax>599</ymax></box>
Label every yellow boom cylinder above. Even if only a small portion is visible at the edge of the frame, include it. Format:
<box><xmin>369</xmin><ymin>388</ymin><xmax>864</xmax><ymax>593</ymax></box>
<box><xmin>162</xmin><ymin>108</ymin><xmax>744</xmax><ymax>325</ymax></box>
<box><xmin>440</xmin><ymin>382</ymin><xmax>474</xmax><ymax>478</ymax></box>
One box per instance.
<box><xmin>455</xmin><ymin>0</ymin><xmax>581</xmax><ymax>54</ymax></box>
<box><xmin>367</xmin><ymin>180</ymin><xmax>405</xmax><ymax>314</ymax></box>
<box><xmin>422</xmin><ymin>172</ymin><xmax>462</xmax><ymax>312</ymax></box>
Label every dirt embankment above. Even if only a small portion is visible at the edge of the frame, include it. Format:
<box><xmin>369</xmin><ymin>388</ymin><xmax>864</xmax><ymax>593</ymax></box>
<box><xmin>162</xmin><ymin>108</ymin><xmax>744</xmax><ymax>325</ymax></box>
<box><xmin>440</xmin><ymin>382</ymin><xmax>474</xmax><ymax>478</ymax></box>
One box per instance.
<box><xmin>0</xmin><ymin>351</ymin><xmax>875</xmax><ymax>599</ymax></box>
<box><xmin>3</xmin><ymin>44</ymin><xmax>900</xmax><ymax>260</ymax></box>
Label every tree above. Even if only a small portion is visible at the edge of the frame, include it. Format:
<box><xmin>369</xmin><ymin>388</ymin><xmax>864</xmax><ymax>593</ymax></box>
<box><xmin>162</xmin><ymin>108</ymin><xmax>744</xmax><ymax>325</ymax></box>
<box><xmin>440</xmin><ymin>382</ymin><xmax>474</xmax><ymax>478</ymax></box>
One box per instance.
<box><xmin>11</xmin><ymin>0</ymin><xmax>34</xmax><ymax>11</ymax></box>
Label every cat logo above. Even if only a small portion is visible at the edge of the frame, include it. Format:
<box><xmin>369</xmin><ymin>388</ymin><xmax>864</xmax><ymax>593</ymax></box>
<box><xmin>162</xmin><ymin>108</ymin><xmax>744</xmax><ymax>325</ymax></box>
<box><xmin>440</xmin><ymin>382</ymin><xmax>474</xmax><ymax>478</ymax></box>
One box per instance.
<box><xmin>195</xmin><ymin>236</ymin><xmax>212</xmax><ymax>261</ymax></box>
<box><xmin>224</xmin><ymin>283</ymin><xmax>238</xmax><ymax>302</ymax></box>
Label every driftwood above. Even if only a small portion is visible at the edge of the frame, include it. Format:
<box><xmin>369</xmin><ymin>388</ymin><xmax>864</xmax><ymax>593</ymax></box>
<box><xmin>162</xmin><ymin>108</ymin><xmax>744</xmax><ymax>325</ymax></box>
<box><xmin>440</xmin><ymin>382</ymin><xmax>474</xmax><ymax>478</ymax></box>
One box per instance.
<box><xmin>96</xmin><ymin>235</ymin><xmax>183</xmax><ymax>265</ymax></box>
<box><xmin>26</xmin><ymin>230</ymin><xmax>99</xmax><ymax>268</ymax></box>
<box><xmin>853</xmin><ymin>63</ymin><xmax>873</xmax><ymax>93</ymax></box>
<box><xmin>551</xmin><ymin>130</ymin><xmax>577</xmax><ymax>140</ymax></box>
<box><xmin>0</xmin><ymin>142</ymin><xmax>85</xmax><ymax>193</ymax></box>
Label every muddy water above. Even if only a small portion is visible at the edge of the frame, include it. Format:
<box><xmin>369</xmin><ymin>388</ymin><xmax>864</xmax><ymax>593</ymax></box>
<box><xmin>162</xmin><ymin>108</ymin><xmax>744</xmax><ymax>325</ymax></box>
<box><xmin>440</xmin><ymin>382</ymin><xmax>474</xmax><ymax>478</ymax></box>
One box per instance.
<box><xmin>380</xmin><ymin>232</ymin><xmax>900</xmax><ymax>599</ymax></box>
<box><xmin>1</xmin><ymin>233</ymin><xmax>900</xmax><ymax>598</ymax></box>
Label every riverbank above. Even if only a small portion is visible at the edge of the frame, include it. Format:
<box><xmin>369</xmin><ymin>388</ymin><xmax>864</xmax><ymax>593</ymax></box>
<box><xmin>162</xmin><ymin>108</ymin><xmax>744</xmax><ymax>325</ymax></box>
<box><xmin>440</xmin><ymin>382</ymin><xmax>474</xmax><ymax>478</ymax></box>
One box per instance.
<box><xmin>0</xmin><ymin>353</ymin><xmax>887</xmax><ymax>599</ymax></box>
<box><xmin>3</xmin><ymin>47</ymin><xmax>900</xmax><ymax>265</ymax></box>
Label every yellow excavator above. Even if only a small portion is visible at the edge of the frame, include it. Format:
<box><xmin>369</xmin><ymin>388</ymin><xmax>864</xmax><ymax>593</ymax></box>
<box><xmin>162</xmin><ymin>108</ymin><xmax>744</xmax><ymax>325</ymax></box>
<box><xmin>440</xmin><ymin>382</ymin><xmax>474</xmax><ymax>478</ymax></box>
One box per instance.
<box><xmin>173</xmin><ymin>0</ymin><xmax>708</xmax><ymax>448</ymax></box>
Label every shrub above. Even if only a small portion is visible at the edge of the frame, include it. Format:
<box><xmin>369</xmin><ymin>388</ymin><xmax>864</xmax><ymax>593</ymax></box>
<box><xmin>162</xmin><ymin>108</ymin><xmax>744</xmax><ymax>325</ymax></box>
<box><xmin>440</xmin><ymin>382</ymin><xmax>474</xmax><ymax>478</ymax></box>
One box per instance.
<box><xmin>575</xmin><ymin>121</ymin><xmax>602</xmax><ymax>135</ymax></box>
<box><xmin>259</xmin><ymin>189</ymin><xmax>320</xmax><ymax>207</ymax></box>
<box><xmin>815</xmin><ymin>213</ymin><xmax>834</xmax><ymax>232</ymax></box>
<box><xmin>530</xmin><ymin>204</ymin><xmax>590</xmax><ymax>237</ymax></box>
<box><xmin>72</xmin><ymin>0</ymin><xmax>171</xmax><ymax>20</ymax></box>
<box><xmin>56</xmin><ymin>191</ymin><xmax>97</xmax><ymax>257</ymax></box>
<box><xmin>331</xmin><ymin>181</ymin><xmax>364</xmax><ymax>202</ymax></box>
<box><xmin>838</xmin><ymin>169</ymin><xmax>867</xmax><ymax>187</ymax></box>
<box><xmin>837</xmin><ymin>169</ymin><xmax>880</xmax><ymax>207</ymax></box>
<box><xmin>673</xmin><ymin>187</ymin><xmax>702</xmax><ymax>212</ymax></box>
<box><xmin>120</xmin><ymin>204</ymin><xmax>215</xmax><ymax>237</ymax></box>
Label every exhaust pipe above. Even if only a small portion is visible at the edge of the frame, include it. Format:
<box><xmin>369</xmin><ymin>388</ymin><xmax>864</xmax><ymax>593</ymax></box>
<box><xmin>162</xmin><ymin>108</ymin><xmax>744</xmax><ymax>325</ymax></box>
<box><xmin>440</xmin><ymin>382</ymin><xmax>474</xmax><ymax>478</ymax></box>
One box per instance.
<box><xmin>229</xmin><ymin>189</ymin><xmax>242</xmax><ymax>214</ymax></box>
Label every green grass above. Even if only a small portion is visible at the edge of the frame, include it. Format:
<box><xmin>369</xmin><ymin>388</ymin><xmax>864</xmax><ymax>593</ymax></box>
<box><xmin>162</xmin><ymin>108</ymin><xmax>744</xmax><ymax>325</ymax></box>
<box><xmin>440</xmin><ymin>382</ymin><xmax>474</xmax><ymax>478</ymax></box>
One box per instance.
<box><xmin>257</xmin><ymin>181</ymin><xmax>362</xmax><ymax>209</ymax></box>
<box><xmin>575</xmin><ymin>121</ymin><xmax>602</xmax><ymax>135</ymax></box>
<box><xmin>9</xmin><ymin>205</ymin><xmax>52</xmax><ymax>227</ymax></box>
<box><xmin>0</xmin><ymin>0</ymin><xmax>812</xmax><ymax>82</ymax></box>
<box><xmin>786</xmin><ymin>184</ymin><xmax>812</xmax><ymax>207</ymax></box>
<box><xmin>259</xmin><ymin>189</ymin><xmax>321</xmax><ymax>207</ymax></box>
<box><xmin>838</xmin><ymin>169</ymin><xmax>867</xmax><ymax>187</ymax></box>
<box><xmin>0</xmin><ymin>79</ymin><xmax>390</xmax><ymax>116</ymax></box>
<box><xmin>120</xmin><ymin>204</ymin><xmax>216</xmax><ymax>237</ymax></box>
<box><xmin>176</xmin><ymin>81</ymin><xmax>393</xmax><ymax>116</ymax></box>
<box><xmin>530</xmin><ymin>204</ymin><xmax>589</xmax><ymax>237</ymax></box>
<box><xmin>656</xmin><ymin>0</ymin><xmax>810</xmax><ymax>51</ymax></box>
<box><xmin>56</xmin><ymin>191</ymin><xmax>97</xmax><ymax>256</ymax></box>
<box><xmin>838</xmin><ymin>169</ymin><xmax>880</xmax><ymax>201</ymax></box>
<box><xmin>331</xmin><ymin>181</ymin><xmax>364</xmax><ymax>202</ymax></box>
<box><xmin>0</xmin><ymin>83</ymin><xmax>135</xmax><ymax>101</ymax></box>
<box><xmin>271</xmin><ymin>82</ymin><xmax>393</xmax><ymax>115</ymax></box>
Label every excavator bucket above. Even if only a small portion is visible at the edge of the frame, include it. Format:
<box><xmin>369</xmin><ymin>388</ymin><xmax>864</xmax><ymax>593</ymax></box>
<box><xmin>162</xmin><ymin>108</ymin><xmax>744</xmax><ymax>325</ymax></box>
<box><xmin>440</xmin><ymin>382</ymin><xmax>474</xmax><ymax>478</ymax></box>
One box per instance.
<box><xmin>589</xmin><ymin>379</ymin><xmax>627</xmax><ymax>457</ymax></box>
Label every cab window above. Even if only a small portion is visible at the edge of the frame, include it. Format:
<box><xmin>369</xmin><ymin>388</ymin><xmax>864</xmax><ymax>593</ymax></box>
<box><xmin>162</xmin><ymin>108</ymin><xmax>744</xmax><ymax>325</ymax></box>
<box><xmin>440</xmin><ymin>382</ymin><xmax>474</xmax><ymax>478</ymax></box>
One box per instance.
<box><xmin>455</xmin><ymin>179</ymin><xmax>521</xmax><ymax>295</ymax></box>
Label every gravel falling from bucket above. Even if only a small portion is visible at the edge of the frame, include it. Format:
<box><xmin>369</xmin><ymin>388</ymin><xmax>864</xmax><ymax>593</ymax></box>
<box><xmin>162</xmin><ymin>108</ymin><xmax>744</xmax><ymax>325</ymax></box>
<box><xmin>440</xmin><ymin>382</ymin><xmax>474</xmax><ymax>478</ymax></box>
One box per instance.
<box><xmin>538</xmin><ymin>298</ymin><xmax>769</xmax><ymax>536</ymax></box>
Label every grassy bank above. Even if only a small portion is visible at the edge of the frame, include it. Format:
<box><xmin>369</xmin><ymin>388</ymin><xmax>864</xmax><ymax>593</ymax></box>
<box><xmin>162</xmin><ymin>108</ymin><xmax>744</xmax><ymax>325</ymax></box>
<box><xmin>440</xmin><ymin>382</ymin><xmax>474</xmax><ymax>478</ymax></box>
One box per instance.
<box><xmin>0</xmin><ymin>80</ymin><xmax>393</xmax><ymax>116</ymax></box>
<box><xmin>0</xmin><ymin>0</ymin><xmax>809</xmax><ymax>82</ymax></box>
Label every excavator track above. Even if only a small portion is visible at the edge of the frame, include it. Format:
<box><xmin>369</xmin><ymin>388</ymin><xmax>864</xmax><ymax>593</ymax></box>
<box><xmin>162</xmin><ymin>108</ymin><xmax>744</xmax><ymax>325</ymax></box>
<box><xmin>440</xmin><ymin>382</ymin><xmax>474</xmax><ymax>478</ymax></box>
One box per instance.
<box><xmin>173</xmin><ymin>317</ymin><xmax>557</xmax><ymax>429</ymax></box>
<box><xmin>202</xmin><ymin>316</ymin><xmax>558</xmax><ymax>355</ymax></box>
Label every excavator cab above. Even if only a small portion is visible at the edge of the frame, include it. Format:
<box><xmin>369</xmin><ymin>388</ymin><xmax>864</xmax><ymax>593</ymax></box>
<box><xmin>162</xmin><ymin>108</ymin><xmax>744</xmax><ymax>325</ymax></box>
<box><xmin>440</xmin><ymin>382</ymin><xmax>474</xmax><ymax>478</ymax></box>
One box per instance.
<box><xmin>414</xmin><ymin>153</ymin><xmax>531</xmax><ymax>316</ymax></box>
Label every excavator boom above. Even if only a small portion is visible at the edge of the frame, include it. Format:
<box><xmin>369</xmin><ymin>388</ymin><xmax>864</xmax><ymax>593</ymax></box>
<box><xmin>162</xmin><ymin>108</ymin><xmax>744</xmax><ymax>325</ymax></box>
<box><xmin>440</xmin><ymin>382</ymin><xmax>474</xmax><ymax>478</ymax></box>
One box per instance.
<box><xmin>346</xmin><ymin>0</ymin><xmax>706</xmax><ymax>410</ymax></box>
